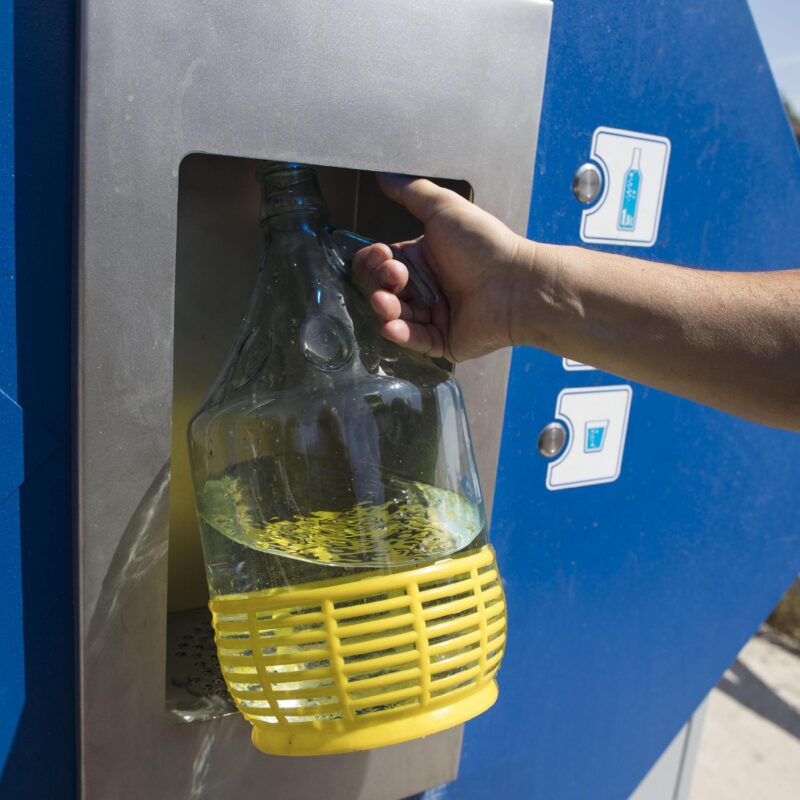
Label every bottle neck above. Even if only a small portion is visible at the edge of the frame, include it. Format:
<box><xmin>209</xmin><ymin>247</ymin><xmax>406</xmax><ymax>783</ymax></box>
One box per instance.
<box><xmin>255</xmin><ymin>162</ymin><xmax>340</xmax><ymax>327</ymax></box>
<box><xmin>259</xmin><ymin>163</ymin><xmax>329</xmax><ymax>233</ymax></box>
<box><xmin>630</xmin><ymin>148</ymin><xmax>641</xmax><ymax>170</ymax></box>
<box><xmin>246</xmin><ymin>162</ymin><xmax>359</xmax><ymax>386</ymax></box>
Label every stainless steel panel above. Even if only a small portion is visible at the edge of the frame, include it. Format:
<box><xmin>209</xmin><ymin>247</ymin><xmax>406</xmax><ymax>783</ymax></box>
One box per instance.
<box><xmin>629</xmin><ymin>701</ymin><xmax>708</xmax><ymax>800</ymax></box>
<box><xmin>77</xmin><ymin>1</ymin><xmax>552</xmax><ymax>797</ymax></box>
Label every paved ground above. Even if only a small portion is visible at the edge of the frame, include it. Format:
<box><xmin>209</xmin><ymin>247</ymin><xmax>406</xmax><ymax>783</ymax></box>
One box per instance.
<box><xmin>689</xmin><ymin>627</ymin><xmax>800</xmax><ymax>799</ymax></box>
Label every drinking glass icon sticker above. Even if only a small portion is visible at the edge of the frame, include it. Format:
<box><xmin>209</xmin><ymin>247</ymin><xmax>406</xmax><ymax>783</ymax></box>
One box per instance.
<box><xmin>618</xmin><ymin>147</ymin><xmax>642</xmax><ymax>231</ymax></box>
<box><xmin>584</xmin><ymin>420</ymin><xmax>609</xmax><ymax>453</ymax></box>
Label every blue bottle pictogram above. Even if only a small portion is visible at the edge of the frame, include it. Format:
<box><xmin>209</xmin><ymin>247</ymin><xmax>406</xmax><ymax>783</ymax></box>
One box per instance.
<box><xmin>617</xmin><ymin>147</ymin><xmax>642</xmax><ymax>230</ymax></box>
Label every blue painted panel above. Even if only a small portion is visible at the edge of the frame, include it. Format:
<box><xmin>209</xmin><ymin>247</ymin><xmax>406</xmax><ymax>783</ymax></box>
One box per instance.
<box><xmin>0</xmin><ymin>0</ymin><xmax>76</xmax><ymax>796</ymax></box>
<box><xmin>0</xmin><ymin>0</ymin><xmax>25</xmax><ymax>776</ymax></box>
<box><xmin>446</xmin><ymin>1</ymin><xmax>800</xmax><ymax>799</ymax></box>
<box><xmin>0</xmin><ymin>491</ymin><xmax>24</xmax><ymax>773</ymax></box>
<box><xmin>0</xmin><ymin>391</ymin><xmax>24</xmax><ymax>505</ymax></box>
<box><xmin>0</xmin><ymin>0</ymin><xmax>16</xmax><ymax>399</ymax></box>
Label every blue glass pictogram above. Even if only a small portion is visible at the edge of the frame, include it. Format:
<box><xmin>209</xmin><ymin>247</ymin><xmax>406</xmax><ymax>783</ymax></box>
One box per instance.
<box><xmin>584</xmin><ymin>420</ymin><xmax>609</xmax><ymax>453</ymax></box>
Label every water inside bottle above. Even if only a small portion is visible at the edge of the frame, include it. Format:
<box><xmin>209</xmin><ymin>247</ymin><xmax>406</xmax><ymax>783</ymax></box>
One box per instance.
<box><xmin>197</xmin><ymin>456</ymin><xmax>485</xmax><ymax>597</ymax></box>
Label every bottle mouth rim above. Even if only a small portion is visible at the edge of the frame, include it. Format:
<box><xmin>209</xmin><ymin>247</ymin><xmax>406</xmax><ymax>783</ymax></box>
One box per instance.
<box><xmin>257</xmin><ymin>160</ymin><xmax>317</xmax><ymax>186</ymax></box>
<box><xmin>257</xmin><ymin>162</ymin><xmax>326</xmax><ymax>224</ymax></box>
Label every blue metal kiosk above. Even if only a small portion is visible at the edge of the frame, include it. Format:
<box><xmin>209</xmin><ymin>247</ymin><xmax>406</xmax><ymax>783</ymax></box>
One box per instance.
<box><xmin>1</xmin><ymin>2</ymin><xmax>799</xmax><ymax>798</ymax></box>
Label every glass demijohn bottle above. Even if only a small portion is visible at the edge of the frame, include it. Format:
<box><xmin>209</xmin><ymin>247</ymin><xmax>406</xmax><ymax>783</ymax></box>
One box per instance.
<box><xmin>189</xmin><ymin>162</ymin><xmax>507</xmax><ymax>756</ymax></box>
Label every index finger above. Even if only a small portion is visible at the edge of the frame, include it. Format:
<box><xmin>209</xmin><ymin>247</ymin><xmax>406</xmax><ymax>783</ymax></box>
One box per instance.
<box><xmin>352</xmin><ymin>242</ymin><xmax>393</xmax><ymax>283</ymax></box>
<box><xmin>352</xmin><ymin>244</ymin><xmax>410</xmax><ymax>297</ymax></box>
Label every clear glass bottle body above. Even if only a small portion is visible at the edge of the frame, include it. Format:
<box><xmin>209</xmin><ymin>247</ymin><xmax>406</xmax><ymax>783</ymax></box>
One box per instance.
<box><xmin>189</xmin><ymin>163</ymin><xmax>487</xmax><ymax>599</ymax></box>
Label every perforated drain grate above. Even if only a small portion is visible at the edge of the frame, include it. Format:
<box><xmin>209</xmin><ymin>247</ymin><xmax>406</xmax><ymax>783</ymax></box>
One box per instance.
<box><xmin>166</xmin><ymin>607</ymin><xmax>237</xmax><ymax>722</ymax></box>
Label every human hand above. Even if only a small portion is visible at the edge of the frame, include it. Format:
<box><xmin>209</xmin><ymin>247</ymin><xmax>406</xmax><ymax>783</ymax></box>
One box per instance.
<box><xmin>352</xmin><ymin>174</ymin><xmax>525</xmax><ymax>362</ymax></box>
<box><xmin>353</xmin><ymin>173</ymin><xmax>800</xmax><ymax>431</ymax></box>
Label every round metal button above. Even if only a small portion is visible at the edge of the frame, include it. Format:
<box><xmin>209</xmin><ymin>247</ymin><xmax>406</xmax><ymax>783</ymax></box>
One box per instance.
<box><xmin>538</xmin><ymin>422</ymin><xmax>567</xmax><ymax>458</ymax></box>
<box><xmin>572</xmin><ymin>163</ymin><xmax>602</xmax><ymax>204</ymax></box>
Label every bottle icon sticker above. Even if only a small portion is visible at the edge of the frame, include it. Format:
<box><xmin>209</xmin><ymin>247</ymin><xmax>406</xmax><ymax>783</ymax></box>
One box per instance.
<box><xmin>580</xmin><ymin>128</ymin><xmax>670</xmax><ymax>248</ymax></box>
<box><xmin>617</xmin><ymin>148</ymin><xmax>642</xmax><ymax>231</ymax></box>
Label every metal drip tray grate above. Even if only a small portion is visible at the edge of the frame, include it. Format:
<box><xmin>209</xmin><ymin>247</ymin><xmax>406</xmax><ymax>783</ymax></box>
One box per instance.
<box><xmin>166</xmin><ymin>607</ymin><xmax>237</xmax><ymax>723</ymax></box>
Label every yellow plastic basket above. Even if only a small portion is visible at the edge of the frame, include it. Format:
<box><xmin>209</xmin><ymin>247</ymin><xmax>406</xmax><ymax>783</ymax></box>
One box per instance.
<box><xmin>210</xmin><ymin>545</ymin><xmax>506</xmax><ymax>755</ymax></box>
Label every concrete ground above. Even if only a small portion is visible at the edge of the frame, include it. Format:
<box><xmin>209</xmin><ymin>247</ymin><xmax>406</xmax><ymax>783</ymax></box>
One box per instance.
<box><xmin>689</xmin><ymin>627</ymin><xmax>800</xmax><ymax>799</ymax></box>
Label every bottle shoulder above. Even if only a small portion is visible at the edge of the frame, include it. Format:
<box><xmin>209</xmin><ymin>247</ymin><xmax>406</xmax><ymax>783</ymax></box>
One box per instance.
<box><xmin>189</xmin><ymin>360</ymin><xmax>462</xmax><ymax>438</ymax></box>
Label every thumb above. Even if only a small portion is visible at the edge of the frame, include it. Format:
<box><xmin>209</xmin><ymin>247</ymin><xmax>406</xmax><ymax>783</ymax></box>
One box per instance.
<box><xmin>377</xmin><ymin>174</ymin><xmax>459</xmax><ymax>223</ymax></box>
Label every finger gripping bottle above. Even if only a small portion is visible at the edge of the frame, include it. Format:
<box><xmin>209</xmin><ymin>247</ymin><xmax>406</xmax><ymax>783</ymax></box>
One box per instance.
<box><xmin>189</xmin><ymin>162</ymin><xmax>507</xmax><ymax>756</ymax></box>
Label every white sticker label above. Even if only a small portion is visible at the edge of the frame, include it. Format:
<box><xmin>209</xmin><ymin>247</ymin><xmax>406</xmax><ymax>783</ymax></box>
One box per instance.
<box><xmin>562</xmin><ymin>358</ymin><xmax>596</xmax><ymax>372</ymax></box>
<box><xmin>580</xmin><ymin>127</ymin><xmax>671</xmax><ymax>248</ymax></box>
<box><xmin>546</xmin><ymin>385</ymin><xmax>633</xmax><ymax>491</ymax></box>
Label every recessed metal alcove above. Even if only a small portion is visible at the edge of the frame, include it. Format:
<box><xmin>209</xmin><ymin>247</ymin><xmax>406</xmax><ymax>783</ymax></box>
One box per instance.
<box><xmin>166</xmin><ymin>156</ymin><xmax>472</xmax><ymax>724</ymax></box>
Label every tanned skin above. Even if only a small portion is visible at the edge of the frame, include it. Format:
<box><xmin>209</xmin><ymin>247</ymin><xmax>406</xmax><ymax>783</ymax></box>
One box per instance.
<box><xmin>353</xmin><ymin>175</ymin><xmax>800</xmax><ymax>432</ymax></box>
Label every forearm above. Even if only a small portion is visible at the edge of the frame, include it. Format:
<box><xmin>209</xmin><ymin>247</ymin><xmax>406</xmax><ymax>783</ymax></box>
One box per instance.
<box><xmin>511</xmin><ymin>240</ymin><xmax>800</xmax><ymax>431</ymax></box>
